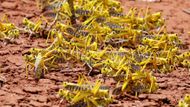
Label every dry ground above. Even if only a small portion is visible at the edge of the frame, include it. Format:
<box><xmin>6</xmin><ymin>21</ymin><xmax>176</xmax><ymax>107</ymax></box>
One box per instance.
<box><xmin>0</xmin><ymin>0</ymin><xmax>190</xmax><ymax>107</ymax></box>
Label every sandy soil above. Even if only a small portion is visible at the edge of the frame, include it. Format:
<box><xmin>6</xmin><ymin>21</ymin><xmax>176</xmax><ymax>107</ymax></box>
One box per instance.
<box><xmin>0</xmin><ymin>0</ymin><xmax>190</xmax><ymax>107</ymax></box>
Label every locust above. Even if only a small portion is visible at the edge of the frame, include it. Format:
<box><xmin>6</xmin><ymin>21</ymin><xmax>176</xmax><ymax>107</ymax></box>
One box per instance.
<box><xmin>20</xmin><ymin>0</ymin><xmax>190</xmax><ymax>106</ymax></box>
<box><xmin>179</xmin><ymin>94</ymin><xmax>190</xmax><ymax>107</ymax></box>
<box><xmin>0</xmin><ymin>21</ymin><xmax>20</xmax><ymax>43</ymax></box>
<box><xmin>59</xmin><ymin>75</ymin><xmax>112</xmax><ymax>107</ymax></box>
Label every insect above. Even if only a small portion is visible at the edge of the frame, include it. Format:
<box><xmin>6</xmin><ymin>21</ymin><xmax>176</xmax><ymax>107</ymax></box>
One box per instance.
<box><xmin>107</xmin><ymin>0</ymin><xmax>121</xmax><ymax>8</ymax></box>
<box><xmin>72</xmin><ymin>24</ymin><xmax>87</xmax><ymax>31</ymax></box>
<box><xmin>58</xmin><ymin>89</ymin><xmax>75</xmax><ymax>101</ymax></box>
<box><xmin>7</xmin><ymin>29</ymin><xmax>20</xmax><ymax>39</ymax></box>
<box><xmin>34</xmin><ymin>53</ymin><xmax>45</xmax><ymax>79</ymax></box>
<box><xmin>22</xmin><ymin>18</ymin><xmax>35</xmax><ymax>29</ymax></box>
<box><xmin>46</xmin><ymin>29</ymin><xmax>57</xmax><ymax>43</ymax></box>
<box><xmin>112</xmin><ymin>86</ymin><xmax>122</xmax><ymax>95</ymax></box>
<box><xmin>178</xmin><ymin>94</ymin><xmax>190</xmax><ymax>107</ymax></box>
<box><xmin>59</xmin><ymin>76</ymin><xmax>112</xmax><ymax>107</ymax></box>
<box><xmin>66</xmin><ymin>27</ymin><xmax>77</xmax><ymax>36</ymax></box>
<box><xmin>36</xmin><ymin>0</ymin><xmax>50</xmax><ymax>10</ymax></box>
<box><xmin>112</xmin><ymin>71</ymin><xmax>158</xmax><ymax>96</ymax></box>
<box><xmin>105</xmin><ymin>22</ymin><xmax>123</xmax><ymax>30</ymax></box>
<box><xmin>181</xmin><ymin>60</ymin><xmax>190</xmax><ymax>68</ymax></box>
<box><xmin>22</xmin><ymin>18</ymin><xmax>44</xmax><ymax>38</ymax></box>
<box><xmin>75</xmin><ymin>9</ymin><xmax>92</xmax><ymax>16</ymax></box>
<box><xmin>176</xmin><ymin>51</ymin><xmax>190</xmax><ymax>62</ymax></box>
<box><xmin>0</xmin><ymin>32</ymin><xmax>6</xmax><ymax>39</ymax></box>
<box><xmin>63</xmin><ymin>82</ymin><xmax>109</xmax><ymax>94</ymax></box>
<box><xmin>78</xmin><ymin>30</ymin><xmax>89</xmax><ymax>37</ymax></box>
<box><xmin>105</xmin><ymin>39</ymin><xmax>129</xmax><ymax>47</ymax></box>
<box><xmin>63</xmin><ymin>82</ymin><xmax>92</xmax><ymax>92</ymax></box>
<box><xmin>130</xmin><ymin>63</ymin><xmax>141</xmax><ymax>72</ymax></box>
<box><xmin>109</xmin><ymin>7</ymin><xmax>124</xmax><ymax>17</ymax></box>
<box><xmin>26</xmin><ymin>47</ymin><xmax>60</xmax><ymax>79</ymax></box>
<box><xmin>0</xmin><ymin>21</ymin><xmax>20</xmax><ymax>42</ymax></box>
<box><xmin>146</xmin><ymin>12</ymin><xmax>162</xmax><ymax>23</ymax></box>
<box><xmin>68</xmin><ymin>101</ymin><xmax>87</xmax><ymax>107</ymax></box>
<box><xmin>0</xmin><ymin>22</ymin><xmax>15</xmax><ymax>32</ymax></box>
<box><xmin>95</xmin><ymin>16</ymin><xmax>107</xmax><ymax>23</ymax></box>
<box><xmin>22</xmin><ymin>1</ymin><xmax>190</xmax><ymax>106</ymax></box>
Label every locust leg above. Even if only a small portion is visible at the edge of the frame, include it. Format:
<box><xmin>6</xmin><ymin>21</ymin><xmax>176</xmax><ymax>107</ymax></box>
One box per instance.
<box><xmin>85</xmin><ymin>62</ymin><xmax>93</xmax><ymax>76</ymax></box>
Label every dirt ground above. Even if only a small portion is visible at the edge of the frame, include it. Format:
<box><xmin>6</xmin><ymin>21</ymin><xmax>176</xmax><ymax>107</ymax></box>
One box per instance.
<box><xmin>0</xmin><ymin>0</ymin><xmax>190</xmax><ymax>107</ymax></box>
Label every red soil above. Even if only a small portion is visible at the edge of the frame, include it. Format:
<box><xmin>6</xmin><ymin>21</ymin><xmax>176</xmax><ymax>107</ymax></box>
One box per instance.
<box><xmin>0</xmin><ymin>0</ymin><xmax>190</xmax><ymax>107</ymax></box>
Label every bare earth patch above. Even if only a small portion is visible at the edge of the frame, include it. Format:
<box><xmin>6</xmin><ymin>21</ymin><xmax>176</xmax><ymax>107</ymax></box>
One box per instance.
<box><xmin>0</xmin><ymin>0</ymin><xmax>190</xmax><ymax>106</ymax></box>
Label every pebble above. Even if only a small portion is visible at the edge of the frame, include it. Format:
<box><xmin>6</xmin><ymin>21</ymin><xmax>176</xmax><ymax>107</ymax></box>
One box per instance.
<box><xmin>0</xmin><ymin>50</ymin><xmax>9</xmax><ymax>56</ymax></box>
<box><xmin>0</xmin><ymin>75</ymin><xmax>6</xmax><ymax>88</ymax></box>
<box><xmin>138</xmin><ymin>0</ymin><xmax>161</xmax><ymax>2</ymax></box>
<box><xmin>30</xmin><ymin>95</ymin><xmax>48</xmax><ymax>103</ymax></box>
<box><xmin>141</xmin><ymin>101</ymin><xmax>158</xmax><ymax>106</ymax></box>
<box><xmin>23</xmin><ymin>86</ymin><xmax>43</xmax><ymax>94</ymax></box>
<box><xmin>138</xmin><ymin>94</ymin><xmax>148</xmax><ymax>99</ymax></box>
<box><xmin>148</xmin><ymin>94</ymin><xmax>167</xmax><ymax>101</ymax></box>
<box><xmin>7</xmin><ymin>56</ymin><xmax>23</xmax><ymax>67</ymax></box>
<box><xmin>159</xmin><ymin>83</ymin><xmax>168</xmax><ymax>89</ymax></box>
<box><xmin>29</xmin><ymin>100</ymin><xmax>46</xmax><ymax>107</ymax></box>
<box><xmin>39</xmin><ymin>79</ymin><xmax>52</xmax><ymax>84</ymax></box>
<box><xmin>1</xmin><ymin>2</ymin><xmax>17</xmax><ymax>9</ymax></box>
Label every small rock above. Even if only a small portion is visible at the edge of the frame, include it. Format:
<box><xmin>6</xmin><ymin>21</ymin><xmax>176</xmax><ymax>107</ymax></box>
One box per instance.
<box><xmin>0</xmin><ymin>63</ymin><xmax>9</xmax><ymax>68</ymax></box>
<box><xmin>7</xmin><ymin>56</ymin><xmax>23</xmax><ymax>66</ymax></box>
<box><xmin>0</xmin><ymin>75</ymin><xmax>6</xmax><ymax>88</ymax></box>
<box><xmin>23</xmin><ymin>86</ymin><xmax>43</xmax><ymax>94</ymax></box>
<box><xmin>4</xmin><ymin>94</ymin><xmax>24</xmax><ymax>106</ymax></box>
<box><xmin>36</xmin><ymin>96</ymin><xmax>48</xmax><ymax>103</ymax></box>
<box><xmin>21</xmin><ymin>44</ymin><xmax>32</xmax><ymax>49</ymax></box>
<box><xmin>157</xmin><ymin>77</ymin><xmax>168</xmax><ymax>83</ymax></box>
<box><xmin>1</xmin><ymin>2</ymin><xmax>17</xmax><ymax>9</ymax></box>
<box><xmin>0</xmin><ymin>90</ymin><xmax>7</xmax><ymax>96</ymax></box>
<box><xmin>25</xmin><ymin>13</ymin><xmax>35</xmax><ymax>19</ymax></box>
<box><xmin>134</xmin><ymin>100</ymin><xmax>141</xmax><ymax>105</ymax></box>
<box><xmin>11</xmin><ymin>87</ymin><xmax>25</xmax><ymax>95</ymax></box>
<box><xmin>38</xmin><ymin>43</ymin><xmax>49</xmax><ymax>48</ymax></box>
<box><xmin>39</xmin><ymin>79</ymin><xmax>52</xmax><ymax>84</ymax></box>
<box><xmin>0</xmin><ymin>7</ymin><xmax>3</xmax><ymax>11</ymax></box>
<box><xmin>0</xmin><ymin>67</ymin><xmax>11</xmax><ymax>73</ymax></box>
<box><xmin>159</xmin><ymin>83</ymin><xmax>168</xmax><ymax>89</ymax></box>
<box><xmin>137</xmin><ymin>0</ymin><xmax>161</xmax><ymax>2</ymax></box>
<box><xmin>4</xmin><ymin>11</ymin><xmax>21</xmax><ymax>17</ymax></box>
<box><xmin>178</xmin><ymin>87</ymin><xmax>186</xmax><ymax>91</ymax></box>
<box><xmin>148</xmin><ymin>94</ymin><xmax>167</xmax><ymax>101</ymax></box>
<box><xmin>109</xmin><ymin>104</ymin><xmax>123</xmax><ymax>107</ymax></box>
<box><xmin>30</xmin><ymin>95</ymin><xmax>48</xmax><ymax>103</ymax></box>
<box><xmin>186</xmin><ymin>81</ymin><xmax>190</xmax><ymax>85</ymax></box>
<box><xmin>19</xmin><ymin>103</ymin><xmax>30</xmax><ymax>107</ymax></box>
<box><xmin>177</xmin><ymin>83</ymin><xmax>188</xmax><ymax>87</ymax></box>
<box><xmin>138</xmin><ymin>94</ymin><xmax>148</xmax><ymax>99</ymax></box>
<box><xmin>0</xmin><ymin>50</ymin><xmax>9</xmax><ymax>55</ymax></box>
<box><xmin>141</xmin><ymin>101</ymin><xmax>158</xmax><ymax>106</ymax></box>
<box><xmin>29</xmin><ymin>100</ymin><xmax>46</xmax><ymax>107</ymax></box>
